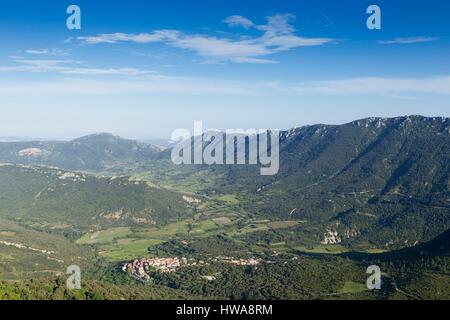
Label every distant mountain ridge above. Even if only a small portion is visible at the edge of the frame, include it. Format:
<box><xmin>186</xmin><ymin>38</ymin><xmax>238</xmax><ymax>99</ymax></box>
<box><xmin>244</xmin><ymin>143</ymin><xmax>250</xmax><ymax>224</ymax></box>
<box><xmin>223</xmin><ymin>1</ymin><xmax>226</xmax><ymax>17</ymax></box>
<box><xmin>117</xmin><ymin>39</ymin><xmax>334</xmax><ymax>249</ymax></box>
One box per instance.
<box><xmin>0</xmin><ymin>133</ymin><xmax>161</xmax><ymax>171</ymax></box>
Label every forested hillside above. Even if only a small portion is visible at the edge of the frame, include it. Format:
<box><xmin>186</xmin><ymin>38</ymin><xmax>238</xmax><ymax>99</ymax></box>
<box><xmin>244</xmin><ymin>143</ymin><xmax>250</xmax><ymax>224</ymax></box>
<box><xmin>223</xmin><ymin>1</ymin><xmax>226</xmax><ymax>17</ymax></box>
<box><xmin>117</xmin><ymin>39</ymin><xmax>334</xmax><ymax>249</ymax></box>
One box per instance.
<box><xmin>0</xmin><ymin>164</ymin><xmax>191</xmax><ymax>232</ymax></box>
<box><xmin>143</xmin><ymin>116</ymin><xmax>450</xmax><ymax>249</ymax></box>
<box><xmin>0</xmin><ymin>133</ymin><xmax>160</xmax><ymax>171</ymax></box>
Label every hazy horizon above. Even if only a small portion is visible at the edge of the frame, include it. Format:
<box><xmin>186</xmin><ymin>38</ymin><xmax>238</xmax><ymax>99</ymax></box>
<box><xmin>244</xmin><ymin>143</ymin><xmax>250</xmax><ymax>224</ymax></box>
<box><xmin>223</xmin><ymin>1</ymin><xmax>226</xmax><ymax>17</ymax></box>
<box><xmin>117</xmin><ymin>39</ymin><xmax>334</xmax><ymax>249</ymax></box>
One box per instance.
<box><xmin>0</xmin><ymin>113</ymin><xmax>447</xmax><ymax>141</ymax></box>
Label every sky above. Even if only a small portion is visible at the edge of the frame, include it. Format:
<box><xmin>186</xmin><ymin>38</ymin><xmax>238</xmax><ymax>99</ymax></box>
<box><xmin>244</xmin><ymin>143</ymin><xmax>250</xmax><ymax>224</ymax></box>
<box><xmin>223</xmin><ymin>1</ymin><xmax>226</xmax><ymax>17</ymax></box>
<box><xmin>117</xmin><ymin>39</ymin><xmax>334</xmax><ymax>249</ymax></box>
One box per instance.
<box><xmin>0</xmin><ymin>0</ymin><xmax>449</xmax><ymax>139</ymax></box>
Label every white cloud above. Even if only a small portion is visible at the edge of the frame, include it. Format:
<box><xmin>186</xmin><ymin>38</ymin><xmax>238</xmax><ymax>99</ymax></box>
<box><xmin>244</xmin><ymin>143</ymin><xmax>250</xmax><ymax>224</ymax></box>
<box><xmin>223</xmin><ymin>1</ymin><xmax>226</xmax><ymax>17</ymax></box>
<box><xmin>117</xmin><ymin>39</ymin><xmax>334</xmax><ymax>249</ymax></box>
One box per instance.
<box><xmin>255</xmin><ymin>13</ymin><xmax>296</xmax><ymax>36</ymax></box>
<box><xmin>0</xmin><ymin>58</ymin><xmax>156</xmax><ymax>76</ymax></box>
<box><xmin>0</xmin><ymin>59</ymin><xmax>75</xmax><ymax>73</ymax></box>
<box><xmin>78</xmin><ymin>14</ymin><xmax>333</xmax><ymax>64</ymax></box>
<box><xmin>61</xmin><ymin>67</ymin><xmax>155</xmax><ymax>76</ymax></box>
<box><xmin>25</xmin><ymin>48</ymin><xmax>69</xmax><ymax>56</ymax></box>
<box><xmin>289</xmin><ymin>77</ymin><xmax>450</xmax><ymax>96</ymax></box>
<box><xmin>79</xmin><ymin>31</ymin><xmax>178</xmax><ymax>45</ymax></box>
<box><xmin>378</xmin><ymin>37</ymin><xmax>440</xmax><ymax>45</ymax></box>
<box><xmin>223</xmin><ymin>15</ymin><xmax>255</xmax><ymax>29</ymax></box>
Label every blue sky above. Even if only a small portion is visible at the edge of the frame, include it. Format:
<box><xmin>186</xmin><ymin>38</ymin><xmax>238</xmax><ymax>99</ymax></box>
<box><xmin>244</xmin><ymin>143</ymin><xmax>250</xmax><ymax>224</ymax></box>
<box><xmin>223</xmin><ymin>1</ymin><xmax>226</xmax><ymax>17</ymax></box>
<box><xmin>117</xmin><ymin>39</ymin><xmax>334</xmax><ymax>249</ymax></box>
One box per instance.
<box><xmin>0</xmin><ymin>0</ymin><xmax>449</xmax><ymax>139</ymax></box>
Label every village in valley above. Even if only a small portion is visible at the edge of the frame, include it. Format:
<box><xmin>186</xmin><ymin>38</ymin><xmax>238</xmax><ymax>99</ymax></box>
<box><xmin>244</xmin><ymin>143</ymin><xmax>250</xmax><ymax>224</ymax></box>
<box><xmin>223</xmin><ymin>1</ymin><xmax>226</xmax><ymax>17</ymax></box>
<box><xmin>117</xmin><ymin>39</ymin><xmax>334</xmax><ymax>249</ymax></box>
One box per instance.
<box><xmin>122</xmin><ymin>256</ymin><xmax>264</xmax><ymax>282</ymax></box>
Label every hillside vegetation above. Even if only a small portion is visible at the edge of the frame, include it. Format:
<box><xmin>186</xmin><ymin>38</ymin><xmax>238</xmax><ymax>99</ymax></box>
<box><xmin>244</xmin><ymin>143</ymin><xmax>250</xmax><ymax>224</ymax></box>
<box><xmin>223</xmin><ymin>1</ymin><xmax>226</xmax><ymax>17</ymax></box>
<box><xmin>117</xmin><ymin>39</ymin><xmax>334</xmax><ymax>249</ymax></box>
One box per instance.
<box><xmin>141</xmin><ymin>116</ymin><xmax>450</xmax><ymax>249</ymax></box>
<box><xmin>0</xmin><ymin>164</ymin><xmax>191</xmax><ymax>233</ymax></box>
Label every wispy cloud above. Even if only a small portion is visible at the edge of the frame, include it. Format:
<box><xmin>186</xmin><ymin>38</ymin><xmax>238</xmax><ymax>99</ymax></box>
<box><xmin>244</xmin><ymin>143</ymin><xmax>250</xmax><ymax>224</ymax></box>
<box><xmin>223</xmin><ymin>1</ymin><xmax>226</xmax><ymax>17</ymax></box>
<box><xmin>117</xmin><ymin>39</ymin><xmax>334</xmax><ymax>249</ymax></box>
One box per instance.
<box><xmin>78</xmin><ymin>14</ymin><xmax>333</xmax><ymax>64</ymax></box>
<box><xmin>289</xmin><ymin>76</ymin><xmax>450</xmax><ymax>96</ymax></box>
<box><xmin>25</xmin><ymin>48</ymin><xmax>69</xmax><ymax>56</ymax></box>
<box><xmin>0</xmin><ymin>57</ymin><xmax>156</xmax><ymax>76</ymax></box>
<box><xmin>78</xmin><ymin>31</ymin><xmax>175</xmax><ymax>45</ymax></box>
<box><xmin>0</xmin><ymin>75</ymin><xmax>260</xmax><ymax>96</ymax></box>
<box><xmin>378</xmin><ymin>36</ymin><xmax>440</xmax><ymax>45</ymax></box>
<box><xmin>223</xmin><ymin>15</ymin><xmax>255</xmax><ymax>29</ymax></box>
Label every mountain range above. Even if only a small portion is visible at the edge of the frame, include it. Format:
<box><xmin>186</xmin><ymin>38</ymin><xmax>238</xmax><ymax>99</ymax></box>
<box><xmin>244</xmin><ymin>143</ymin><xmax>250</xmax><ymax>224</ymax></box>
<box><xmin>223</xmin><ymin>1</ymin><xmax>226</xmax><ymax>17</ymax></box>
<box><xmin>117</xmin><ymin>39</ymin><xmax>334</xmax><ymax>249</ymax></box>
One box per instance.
<box><xmin>0</xmin><ymin>116</ymin><xmax>448</xmax><ymax>248</ymax></box>
<box><xmin>0</xmin><ymin>133</ymin><xmax>160</xmax><ymax>171</ymax></box>
<box><xmin>0</xmin><ymin>115</ymin><xmax>448</xmax><ymax>300</ymax></box>
<box><xmin>135</xmin><ymin>116</ymin><xmax>450</xmax><ymax>249</ymax></box>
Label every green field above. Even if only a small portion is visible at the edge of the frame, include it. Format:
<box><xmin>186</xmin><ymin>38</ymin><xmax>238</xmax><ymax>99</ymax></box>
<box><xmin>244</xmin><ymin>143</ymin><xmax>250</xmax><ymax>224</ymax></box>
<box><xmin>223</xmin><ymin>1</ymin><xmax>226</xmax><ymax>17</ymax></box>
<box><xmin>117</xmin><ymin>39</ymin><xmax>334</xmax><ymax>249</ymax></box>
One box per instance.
<box><xmin>132</xmin><ymin>162</ymin><xmax>217</xmax><ymax>194</ymax></box>
<box><xmin>77</xmin><ymin>216</ymin><xmax>239</xmax><ymax>260</ymax></box>
<box><xmin>339</xmin><ymin>281</ymin><xmax>368</xmax><ymax>294</ymax></box>
<box><xmin>76</xmin><ymin>227</ymin><xmax>133</xmax><ymax>245</ymax></box>
<box><xmin>99</xmin><ymin>238</ymin><xmax>165</xmax><ymax>260</ymax></box>
<box><xmin>211</xmin><ymin>194</ymin><xmax>240</xmax><ymax>205</ymax></box>
<box><xmin>294</xmin><ymin>244</ymin><xmax>389</xmax><ymax>255</ymax></box>
<box><xmin>294</xmin><ymin>244</ymin><xmax>350</xmax><ymax>255</ymax></box>
<box><xmin>75</xmin><ymin>196</ymin><xmax>311</xmax><ymax>261</ymax></box>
